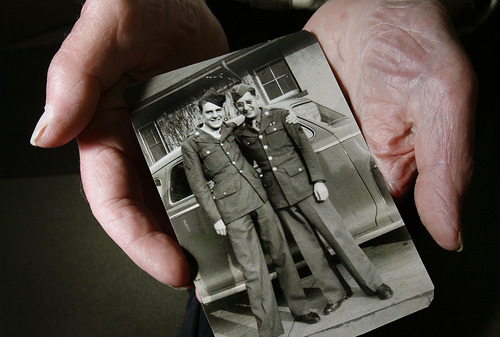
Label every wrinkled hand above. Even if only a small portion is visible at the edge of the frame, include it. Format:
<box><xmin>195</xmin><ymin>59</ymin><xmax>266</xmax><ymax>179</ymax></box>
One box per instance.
<box><xmin>305</xmin><ymin>0</ymin><xmax>476</xmax><ymax>251</ymax></box>
<box><xmin>313</xmin><ymin>181</ymin><xmax>329</xmax><ymax>202</ymax></box>
<box><xmin>213</xmin><ymin>219</ymin><xmax>227</xmax><ymax>236</ymax></box>
<box><xmin>30</xmin><ymin>0</ymin><xmax>228</xmax><ymax>287</ymax></box>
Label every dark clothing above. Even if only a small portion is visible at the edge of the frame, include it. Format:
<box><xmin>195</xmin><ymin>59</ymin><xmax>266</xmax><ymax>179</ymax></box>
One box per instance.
<box><xmin>182</xmin><ymin>125</ymin><xmax>267</xmax><ymax>224</ymax></box>
<box><xmin>225</xmin><ymin>205</ymin><xmax>283</xmax><ymax>337</ymax></box>
<box><xmin>181</xmin><ymin>123</ymin><xmax>309</xmax><ymax>336</ymax></box>
<box><xmin>179</xmin><ymin>288</ymin><xmax>214</xmax><ymax>337</ymax></box>
<box><xmin>278</xmin><ymin>195</ymin><xmax>383</xmax><ymax>294</ymax></box>
<box><xmin>235</xmin><ymin>108</ymin><xmax>384</xmax><ymax>295</ymax></box>
<box><xmin>236</xmin><ymin>108</ymin><xmax>324</xmax><ymax>209</ymax></box>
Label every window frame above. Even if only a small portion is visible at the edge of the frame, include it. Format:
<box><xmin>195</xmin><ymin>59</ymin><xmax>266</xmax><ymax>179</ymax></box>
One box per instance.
<box><xmin>254</xmin><ymin>58</ymin><xmax>300</xmax><ymax>104</ymax></box>
<box><xmin>138</xmin><ymin>122</ymin><xmax>168</xmax><ymax>164</ymax></box>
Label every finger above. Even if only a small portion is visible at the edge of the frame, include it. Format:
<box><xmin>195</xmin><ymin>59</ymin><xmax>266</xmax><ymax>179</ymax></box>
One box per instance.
<box><xmin>413</xmin><ymin>50</ymin><xmax>476</xmax><ymax>251</ymax></box>
<box><xmin>31</xmin><ymin>0</ymin><xmax>229</xmax><ymax>148</ymax></box>
<box><xmin>31</xmin><ymin>0</ymin><xmax>129</xmax><ymax>148</ymax></box>
<box><xmin>77</xmin><ymin>85</ymin><xmax>190</xmax><ymax>286</ymax></box>
<box><xmin>314</xmin><ymin>189</ymin><xmax>321</xmax><ymax>202</ymax></box>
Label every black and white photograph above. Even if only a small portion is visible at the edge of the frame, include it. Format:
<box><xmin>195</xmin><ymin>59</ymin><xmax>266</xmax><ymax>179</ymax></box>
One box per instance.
<box><xmin>127</xmin><ymin>31</ymin><xmax>433</xmax><ymax>337</ymax></box>
<box><xmin>3</xmin><ymin>1</ymin><xmax>500</xmax><ymax>337</ymax></box>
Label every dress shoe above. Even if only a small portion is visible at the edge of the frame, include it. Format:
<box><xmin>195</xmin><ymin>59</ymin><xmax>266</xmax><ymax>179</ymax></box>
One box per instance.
<box><xmin>376</xmin><ymin>284</ymin><xmax>393</xmax><ymax>300</ymax></box>
<box><xmin>323</xmin><ymin>296</ymin><xmax>347</xmax><ymax>315</ymax></box>
<box><xmin>293</xmin><ymin>311</ymin><xmax>320</xmax><ymax>324</ymax></box>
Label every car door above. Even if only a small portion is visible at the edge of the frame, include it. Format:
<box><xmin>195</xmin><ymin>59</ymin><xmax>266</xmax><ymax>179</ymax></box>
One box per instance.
<box><xmin>154</xmin><ymin>157</ymin><xmax>247</xmax><ymax>302</ymax></box>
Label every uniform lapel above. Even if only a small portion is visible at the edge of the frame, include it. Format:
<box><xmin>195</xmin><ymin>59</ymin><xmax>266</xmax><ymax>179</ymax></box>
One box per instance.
<box><xmin>219</xmin><ymin>124</ymin><xmax>231</xmax><ymax>142</ymax></box>
<box><xmin>193</xmin><ymin>128</ymin><xmax>220</xmax><ymax>144</ymax></box>
<box><xmin>238</xmin><ymin>121</ymin><xmax>258</xmax><ymax>137</ymax></box>
<box><xmin>259</xmin><ymin>109</ymin><xmax>273</xmax><ymax>134</ymax></box>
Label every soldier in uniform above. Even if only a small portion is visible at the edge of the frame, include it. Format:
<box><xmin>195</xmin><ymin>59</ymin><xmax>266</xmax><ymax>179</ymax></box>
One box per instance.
<box><xmin>181</xmin><ymin>89</ymin><xmax>320</xmax><ymax>337</ymax></box>
<box><xmin>231</xmin><ymin>84</ymin><xmax>394</xmax><ymax>316</ymax></box>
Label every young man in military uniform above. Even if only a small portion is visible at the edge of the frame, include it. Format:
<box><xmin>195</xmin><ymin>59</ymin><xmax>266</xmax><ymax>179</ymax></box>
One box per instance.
<box><xmin>181</xmin><ymin>89</ymin><xmax>319</xmax><ymax>337</ymax></box>
<box><xmin>231</xmin><ymin>84</ymin><xmax>393</xmax><ymax>316</ymax></box>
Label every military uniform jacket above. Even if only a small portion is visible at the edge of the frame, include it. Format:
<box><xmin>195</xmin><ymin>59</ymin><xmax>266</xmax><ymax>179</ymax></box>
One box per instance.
<box><xmin>181</xmin><ymin>124</ymin><xmax>268</xmax><ymax>224</ymax></box>
<box><xmin>234</xmin><ymin>108</ymin><xmax>325</xmax><ymax>209</ymax></box>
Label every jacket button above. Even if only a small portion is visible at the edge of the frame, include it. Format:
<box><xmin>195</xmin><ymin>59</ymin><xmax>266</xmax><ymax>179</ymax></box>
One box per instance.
<box><xmin>263</xmin><ymin>145</ymin><xmax>268</xmax><ymax>150</ymax></box>
<box><xmin>272</xmin><ymin>167</ymin><xmax>277</xmax><ymax>171</ymax></box>
<box><xmin>268</xmin><ymin>156</ymin><xmax>273</xmax><ymax>161</ymax></box>
<box><xmin>258</xmin><ymin>135</ymin><xmax>263</xmax><ymax>139</ymax></box>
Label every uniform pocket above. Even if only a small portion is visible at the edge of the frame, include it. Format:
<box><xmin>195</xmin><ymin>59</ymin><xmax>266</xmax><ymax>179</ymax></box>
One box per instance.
<box><xmin>200</xmin><ymin>146</ymin><xmax>224</xmax><ymax>171</ymax></box>
<box><xmin>213</xmin><ymin>182</ymin><xmax>239</xmax><ymax>200</ymax></box>
<box><xmin>241</xmin><ymin>136</ymin><xmax>258</xmax><ymax>147</ymax></box>
<box><xmin>265</xmin><ymin>123</ymin><xmax>287</xmax><ymax>148</ymax></box>
<box><xmin>285</xmin><ymin>162</ymin><xmax>306</xmax><ymax>177</ymax></box>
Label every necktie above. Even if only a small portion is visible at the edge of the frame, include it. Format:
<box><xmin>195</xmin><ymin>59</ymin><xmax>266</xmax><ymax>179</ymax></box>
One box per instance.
<box><xmin>251</xmin><ymin>119</ymin><xmax>260</xmax><ymax>132</ymax></box>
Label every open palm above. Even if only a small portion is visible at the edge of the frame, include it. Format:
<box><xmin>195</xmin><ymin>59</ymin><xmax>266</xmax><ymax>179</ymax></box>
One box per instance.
<box><xmin>305</xmin><ymin>0</ymin><xmax>476</xmax><ymax>250</ymax></box>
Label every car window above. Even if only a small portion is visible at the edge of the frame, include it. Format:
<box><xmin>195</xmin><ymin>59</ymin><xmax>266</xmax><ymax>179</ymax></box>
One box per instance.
<box><xmin>293</xmin><ymin>102</ymin><xmax>346</xmax><ymax>125</ymax></box>
<box><xmin>170</xmin><ymin>162</ymin><xmax>193</xmax><ymax>203</ymax></box>
<box><xmin>299</xmin><ymin>123</ymin><xmax>315</xmax><ymax>140</ymax></box>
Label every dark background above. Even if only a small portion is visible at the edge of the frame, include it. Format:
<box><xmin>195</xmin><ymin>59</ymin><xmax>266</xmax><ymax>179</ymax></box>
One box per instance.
<box><xmin>1</xmin><ymin>1</ymin><xmax>499</xmax><ymax>336</ymax></box>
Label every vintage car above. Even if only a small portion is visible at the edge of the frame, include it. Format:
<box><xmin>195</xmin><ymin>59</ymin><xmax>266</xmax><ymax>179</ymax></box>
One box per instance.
<box><xmin>150</xmin><ymin>97</ymin><xmax>404</xmax><ymax>303</ymax></box>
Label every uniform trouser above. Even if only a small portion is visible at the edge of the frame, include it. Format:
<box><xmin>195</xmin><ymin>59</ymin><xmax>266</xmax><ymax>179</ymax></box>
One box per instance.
<box><xmin>252</xmin><ymin>201</ymin><xmax>309</xmax><ymax>317</ymax></box>
<box><xmin>278</xmin><ymin>195</ymin><xmax>383</xmax><ymax>296</ymax></box>
<box><xmin>227</xmin><ymin>208</ymin><xmax>284</xmax><ymax>337</ymax></box>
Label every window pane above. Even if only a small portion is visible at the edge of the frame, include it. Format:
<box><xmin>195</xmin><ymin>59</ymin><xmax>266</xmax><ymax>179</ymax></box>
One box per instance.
<box><xmin>316</xmin><ymin>104</ymin><xmax>347</xmax><ymax>124</ymax></box>
<box><xmin>140</xmin><ymin>123</ymin><xmax>167</xmax><ymax>163</ymax></box>
<box><xmin>292</xmin><ymin>102</ymin><xmax>321</xmax><ymax>121</ymax></box>
<box><xmin>299</xmin><ymin>123</ymin><xmax>314</xmax><ymax>140</ymax></box>
<box><xmin>256</xmin><ymin>67</ymin><xmax>274</xmax><ymax>84</ymax></box>
<box><xmin>150</xmin><ymin>143</ymin><xmax>167</xmax><ymax>162</ymax></box>
<box><xmin>170</xmin><ymin>162</ymin><xmax>193</xmax><ymax>203</ymax></box>
<box><xmin>277</xmin><ymin>74</ymin><xmax>297</xmax><ymax>94</ymax></box>
<box><xmin>270</xmin><ymin>61</ymin><xmax>289</xmax><ymax>77</ymax></box>
<box><xmin>263</xmin><ymin>82</ymin><xmax>282</xmax><ymax>101</ymax></box>
<box><xmin>142</xmin><ymin>126</ymin><xmax>158</xmax><ymax>145</ymax></box>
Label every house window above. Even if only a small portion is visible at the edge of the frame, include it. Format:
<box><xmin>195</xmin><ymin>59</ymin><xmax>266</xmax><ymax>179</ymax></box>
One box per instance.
<box><xmin>255</xmin><ymin>59</ymin><xmax>298</xmax><ymax>101</ymax></box>
<box><xmin>139</xmin><ymin>122</ymin><xmax>167</xmax><ymax>163</ymax></box>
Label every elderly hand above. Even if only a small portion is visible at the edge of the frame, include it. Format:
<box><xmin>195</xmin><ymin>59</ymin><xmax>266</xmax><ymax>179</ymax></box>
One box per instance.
<box><xmin>305</xmin><ymin>0</ymin><xmax>476</xmax><ymax>251</ymax></box>
<box><xmin>30</xmin><ymin>0</ymin><xmax>228</xmax><ymax>287</ymax></box>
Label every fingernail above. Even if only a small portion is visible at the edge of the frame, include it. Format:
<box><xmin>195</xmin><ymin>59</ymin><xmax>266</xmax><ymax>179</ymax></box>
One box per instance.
<box><xmin>456</xmin><ymin>231</ymin><xmax>464</xmax><ymax>252</ymax></box>
<box><xmin>30</xmin><ymin>105</ymin><xmax>54</xmax><ymax>146</ymax></box>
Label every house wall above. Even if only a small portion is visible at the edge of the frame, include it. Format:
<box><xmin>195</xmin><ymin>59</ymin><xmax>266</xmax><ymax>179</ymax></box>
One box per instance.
<box><xmin>285</xmin><ymin>43</ymin><xmax>353</xmax><ymax>118</ymax></box>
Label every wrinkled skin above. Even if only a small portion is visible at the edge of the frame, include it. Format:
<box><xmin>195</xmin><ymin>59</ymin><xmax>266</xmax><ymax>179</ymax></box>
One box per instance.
<box><xmin>305</xmin><ymin>0</ymin><xmax>475</xmax><ymax>251</ymax></box>
<box><xmin>31</xmin><ymin>0</ymin><xmax>475</xmax><ymax>287</ymax></box>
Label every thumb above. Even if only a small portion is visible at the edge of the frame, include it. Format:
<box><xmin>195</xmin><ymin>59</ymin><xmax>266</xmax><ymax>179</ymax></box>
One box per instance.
<box><xmin>30</xmin><ymin>0</ymin><xmax>130</xmax><ymax>148</ymax></box>
<box><xmin>413</xmin><ymin>52</ymin><xmax>476</xmax><ymax>251</ymax></box>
